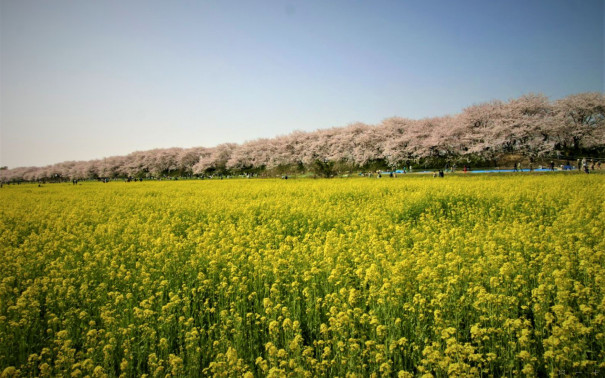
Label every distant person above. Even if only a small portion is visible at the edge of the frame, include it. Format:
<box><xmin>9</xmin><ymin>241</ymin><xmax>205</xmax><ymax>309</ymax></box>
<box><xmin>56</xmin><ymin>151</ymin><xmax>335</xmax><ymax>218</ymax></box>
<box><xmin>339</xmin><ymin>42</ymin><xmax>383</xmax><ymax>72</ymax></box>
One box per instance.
<box><xmin>439</xmin><ymin>170</ymin><xmax>444</xmax><ymax>178</ymax></box>
<box><xmin>550</xmin><ymin>161</ymin><xmax>555</xmax><ymax>171</ymax></box>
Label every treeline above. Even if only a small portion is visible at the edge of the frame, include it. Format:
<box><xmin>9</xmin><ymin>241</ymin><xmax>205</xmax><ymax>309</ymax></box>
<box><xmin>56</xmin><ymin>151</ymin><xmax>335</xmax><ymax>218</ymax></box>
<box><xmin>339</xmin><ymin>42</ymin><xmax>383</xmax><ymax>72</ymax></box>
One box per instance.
<box><xmin>2</xmin><ymin>92</ymin><xmax>604</xmax><ymax>182</ymax></box>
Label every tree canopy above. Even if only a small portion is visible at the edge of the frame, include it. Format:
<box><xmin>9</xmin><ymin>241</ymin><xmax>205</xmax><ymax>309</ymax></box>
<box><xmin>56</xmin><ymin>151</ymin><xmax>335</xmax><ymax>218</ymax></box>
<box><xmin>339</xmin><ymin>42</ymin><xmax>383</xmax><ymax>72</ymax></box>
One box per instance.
<box><xmin>2</xmin><ymin>92</ymin><xmax>604</xmax><ymax>181</ymax></box>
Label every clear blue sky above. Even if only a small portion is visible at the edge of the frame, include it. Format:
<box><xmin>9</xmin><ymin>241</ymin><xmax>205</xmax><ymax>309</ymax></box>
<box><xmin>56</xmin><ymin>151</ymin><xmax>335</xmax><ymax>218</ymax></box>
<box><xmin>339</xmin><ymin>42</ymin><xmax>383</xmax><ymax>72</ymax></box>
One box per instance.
<box><xmin>1</xmin><ymin>0</ymin><xmax>603</xmax><ymax>168</ymax></box>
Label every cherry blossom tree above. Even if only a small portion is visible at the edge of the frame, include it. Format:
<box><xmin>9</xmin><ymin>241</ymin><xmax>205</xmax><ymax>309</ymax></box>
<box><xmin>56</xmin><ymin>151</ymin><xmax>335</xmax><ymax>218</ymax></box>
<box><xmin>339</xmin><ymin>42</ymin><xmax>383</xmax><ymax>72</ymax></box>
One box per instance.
<box><xmin>2</xmin><ymin>92</ymin><xmax>603</xmax><ymax>181</ymax></box>
<box><xmin>553</xmin><ymin>92</ymin><xmax>605</xmax><ymax>153</ymax></box>
<box><xmin>192</xmin><ymin>143</ymin><xmax>237</xmax><ymax>175</ymax></box>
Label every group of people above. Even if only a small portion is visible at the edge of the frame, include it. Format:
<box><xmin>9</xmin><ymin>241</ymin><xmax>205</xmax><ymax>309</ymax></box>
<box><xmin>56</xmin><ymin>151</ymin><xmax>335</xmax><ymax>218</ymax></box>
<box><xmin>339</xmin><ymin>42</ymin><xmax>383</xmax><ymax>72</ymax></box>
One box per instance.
<box><xmin>560</xmin><ymin>158</ymin><xmax>601</xmax><ymax>173</ymax></box>
<box><xmin>578</xmin><ymin>158</ymin><xmax>600</xmax><ymax>173</ymax></box>
<box><xmin>511</xmin><ymin>158</ymin><xmax>601</xmax><ymax>174</ymax></box>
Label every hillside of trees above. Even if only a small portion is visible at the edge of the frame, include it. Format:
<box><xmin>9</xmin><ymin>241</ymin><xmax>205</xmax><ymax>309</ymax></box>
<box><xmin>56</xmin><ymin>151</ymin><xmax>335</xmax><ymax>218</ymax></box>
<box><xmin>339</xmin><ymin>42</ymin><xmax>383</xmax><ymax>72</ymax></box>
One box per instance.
<box><xmin>2</xmin><ymin>92</ymin><xmax>604</xmax><ymax>182</ymax></box>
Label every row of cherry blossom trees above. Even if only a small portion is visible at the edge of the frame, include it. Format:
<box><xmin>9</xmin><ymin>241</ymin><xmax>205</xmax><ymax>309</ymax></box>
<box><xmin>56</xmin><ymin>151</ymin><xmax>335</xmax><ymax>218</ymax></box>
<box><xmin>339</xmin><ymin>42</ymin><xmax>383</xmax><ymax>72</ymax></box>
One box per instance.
<box><xmin>2</xmin><ymin>92</ymin><xmax>603</xmax><ymax>181</ymax></box>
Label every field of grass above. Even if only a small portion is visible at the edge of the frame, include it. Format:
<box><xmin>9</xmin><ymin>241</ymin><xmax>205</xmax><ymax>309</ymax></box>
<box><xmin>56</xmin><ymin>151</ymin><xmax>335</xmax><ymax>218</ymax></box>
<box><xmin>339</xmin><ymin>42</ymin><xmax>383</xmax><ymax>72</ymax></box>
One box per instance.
<box><xmin>1</xmin><ymin>175</ymin><xmax>604</xmax><ymax>377</ymax></box>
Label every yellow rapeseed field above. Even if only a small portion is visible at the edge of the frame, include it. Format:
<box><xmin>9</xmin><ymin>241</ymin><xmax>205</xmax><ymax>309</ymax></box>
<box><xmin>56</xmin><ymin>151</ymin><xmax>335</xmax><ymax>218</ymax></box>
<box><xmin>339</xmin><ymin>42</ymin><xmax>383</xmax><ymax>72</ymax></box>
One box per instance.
<box><xmin>0</xmin><ymin>174</ymin><xmax>604</xmax><ymax>377</ymax></box>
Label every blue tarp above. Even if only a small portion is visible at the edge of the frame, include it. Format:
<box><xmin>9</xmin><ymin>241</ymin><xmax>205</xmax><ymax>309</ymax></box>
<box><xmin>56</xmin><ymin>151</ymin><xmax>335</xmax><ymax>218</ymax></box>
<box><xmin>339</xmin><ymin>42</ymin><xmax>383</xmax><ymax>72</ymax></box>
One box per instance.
<box><xmin>378</xmin><ymin>167</ymin><xmax>577</xmax><ymax>174</ymax></box>
<box><xmin>467</xmin><ymin>168</ymin><xmax>567</xmax><ymax>173</ymax></box>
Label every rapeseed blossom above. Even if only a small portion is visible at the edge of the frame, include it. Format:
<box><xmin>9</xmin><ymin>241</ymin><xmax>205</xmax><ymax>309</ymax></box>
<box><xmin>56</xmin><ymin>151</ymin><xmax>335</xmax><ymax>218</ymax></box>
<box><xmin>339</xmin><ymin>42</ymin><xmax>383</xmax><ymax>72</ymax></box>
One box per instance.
<box><xmin>0</xmin><ymin>175</ymin><xmax>603</xmax><ymax>376</ymax></box>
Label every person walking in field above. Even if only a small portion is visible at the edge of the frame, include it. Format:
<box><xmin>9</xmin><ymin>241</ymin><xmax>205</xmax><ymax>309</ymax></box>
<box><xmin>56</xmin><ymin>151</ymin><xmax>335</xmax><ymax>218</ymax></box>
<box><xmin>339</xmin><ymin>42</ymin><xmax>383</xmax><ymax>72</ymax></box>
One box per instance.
<box><xmin>550</xmin><ymin>161</ymin><xmax>555</xmax><ymax>171</ymax></box>
<box><xmin>582</xmin><ymin>158</ymin><xmax>589</xmax><ymax>174</ymax></box>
